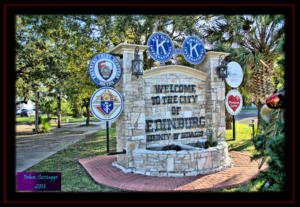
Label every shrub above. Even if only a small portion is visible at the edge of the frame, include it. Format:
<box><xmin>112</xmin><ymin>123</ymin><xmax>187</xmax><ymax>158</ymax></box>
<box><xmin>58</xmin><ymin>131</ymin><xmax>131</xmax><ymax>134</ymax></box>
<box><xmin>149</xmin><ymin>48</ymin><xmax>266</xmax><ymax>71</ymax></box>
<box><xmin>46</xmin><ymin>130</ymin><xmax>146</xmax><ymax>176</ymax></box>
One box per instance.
<box><xmin>205</xmin><ymin>129</ymin><xmax>218</xmax><ymax>149</ymax></box>
<box><xmin>251</xmin><ymin>108</ymin><xmax>285</xmax><ymax>192</ymax></box>
<box><xmin>40</xmin><ymin>117</ymin><xmax>51</xmax><ymax>133</ymax></box>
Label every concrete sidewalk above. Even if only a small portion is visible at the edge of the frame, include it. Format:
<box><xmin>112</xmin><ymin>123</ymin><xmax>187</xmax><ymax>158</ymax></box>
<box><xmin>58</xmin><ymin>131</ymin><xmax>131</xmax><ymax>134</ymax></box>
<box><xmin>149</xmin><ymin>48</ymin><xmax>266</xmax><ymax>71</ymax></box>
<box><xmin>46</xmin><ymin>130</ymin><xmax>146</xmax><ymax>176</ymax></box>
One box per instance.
<box><xmin>235</xmin><ymin>109</ymin><xmax>258</xmax><ymax>125</ymax></box>
<box><xmin>16</xmin><ymin>122</ymin><xmax>106</xmax><ymax>174</ymax></box>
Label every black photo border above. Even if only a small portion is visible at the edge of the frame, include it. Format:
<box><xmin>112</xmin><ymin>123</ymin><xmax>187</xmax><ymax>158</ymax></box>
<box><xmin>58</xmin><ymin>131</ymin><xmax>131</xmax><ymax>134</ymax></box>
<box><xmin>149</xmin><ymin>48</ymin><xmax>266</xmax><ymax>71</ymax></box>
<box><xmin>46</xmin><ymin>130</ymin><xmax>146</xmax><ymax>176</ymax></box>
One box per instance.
<box><xmin>2</xmin><ymin>1</ymin><xmax>296</xmax><ymax>205</ymax></box>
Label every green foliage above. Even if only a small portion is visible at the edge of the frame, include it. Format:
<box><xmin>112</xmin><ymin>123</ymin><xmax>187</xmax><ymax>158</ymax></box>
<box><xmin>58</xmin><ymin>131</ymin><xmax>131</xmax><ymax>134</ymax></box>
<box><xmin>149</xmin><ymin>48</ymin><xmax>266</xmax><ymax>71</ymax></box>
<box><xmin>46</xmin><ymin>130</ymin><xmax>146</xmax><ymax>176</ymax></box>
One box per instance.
<box><xmin>204</xmin><ymin>129</ymin><xmax>218</xmax><ymax>148</ymax></box>
<box><xmin>40</xmin><ymin>117</ymin><xmax>51</xmax><ymax>133</ymax></box>
<box><xmin>251</xmin><ymin>108</ymin><xmax>285</xmax><ymax>192</ymax></box>
<box><xmin>39</xmin><ymin>97</ymin><xmax>56</xmax><ymax>117</ymax></box>
<box><xmin>203</xmin><ymin>15</ymin><xmax>285</xmax><ymax>126</ymax></box>
<box><xmin>61</xmin><ymin>98</ymin><xmax>72</xmax><ymax>115</ymax></box>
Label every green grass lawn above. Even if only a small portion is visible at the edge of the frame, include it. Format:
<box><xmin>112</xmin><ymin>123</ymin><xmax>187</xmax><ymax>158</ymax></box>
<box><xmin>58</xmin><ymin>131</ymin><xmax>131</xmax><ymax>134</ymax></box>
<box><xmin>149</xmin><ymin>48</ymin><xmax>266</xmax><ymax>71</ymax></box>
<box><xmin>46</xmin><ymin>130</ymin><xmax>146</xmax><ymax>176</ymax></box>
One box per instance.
<box><xmin>22</xmin><ymin>122</ymin><xmax>262</xmax><ymax>192</ymax></box>
<box><xmin>225</xmin><ymin>122</ymin><xmax>257</xmax><ymax>156</ymax></box>
<box><xmin>15</xmin><ymin>117</ymin><xmax>36</xmax><ymax>122</ymax></box>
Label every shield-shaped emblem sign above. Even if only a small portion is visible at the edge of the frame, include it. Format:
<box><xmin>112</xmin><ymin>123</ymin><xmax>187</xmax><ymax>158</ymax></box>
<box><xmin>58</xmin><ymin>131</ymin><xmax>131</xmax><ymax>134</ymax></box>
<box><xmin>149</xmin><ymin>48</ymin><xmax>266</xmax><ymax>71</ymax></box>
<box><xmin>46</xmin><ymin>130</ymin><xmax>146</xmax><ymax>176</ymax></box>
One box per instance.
<box><xmin>100</xmin><ymin>92</ymin><xmax>114</xmax><ymax>115</ymax></box>
<box><xmin>98</xmin><ymin>60</ymin><xmax>113</xmax><ymax>80</ymax></box>
<box><xmin>101</xmin><ymin>100</ymin><xmax>113</xmax><ymax>115</ymax></box>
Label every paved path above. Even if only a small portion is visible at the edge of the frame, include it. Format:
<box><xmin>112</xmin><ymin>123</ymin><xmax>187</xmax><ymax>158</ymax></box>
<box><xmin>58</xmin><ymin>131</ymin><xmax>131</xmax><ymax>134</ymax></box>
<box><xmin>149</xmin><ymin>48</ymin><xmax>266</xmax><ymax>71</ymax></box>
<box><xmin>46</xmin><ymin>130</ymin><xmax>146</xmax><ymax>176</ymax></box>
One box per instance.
<box><xmin>79</xmin><ymin>151</ymin><xmax>268</xmax><ymax>192</ymax></box>
<box><xmin>16</xmin><ymin>122</ymin><xmax>106</xmax><ymax>174</ymax></box>
<box><xmin>235</xmin><ymin>109</ymin><xmax>258</xmax><ymax>125</ymax></box>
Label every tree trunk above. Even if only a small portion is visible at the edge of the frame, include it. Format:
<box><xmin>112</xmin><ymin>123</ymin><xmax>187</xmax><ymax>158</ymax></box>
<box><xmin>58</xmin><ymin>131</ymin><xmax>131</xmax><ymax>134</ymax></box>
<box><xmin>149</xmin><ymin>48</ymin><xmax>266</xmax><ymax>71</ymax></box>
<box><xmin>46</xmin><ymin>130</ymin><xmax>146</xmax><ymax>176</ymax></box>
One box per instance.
<box><xmin>57</xmin><ymin>94</ymin><xmax>61</xmax><ymax>128</ymax></box>
<box><xmin>225</xmin><ymin>110</ymin><xmax>232</xmax><ymax>129</ymax></box>
<box><xmin>85</xmin><ymin>104</ymin><xmax>90</xmax><ymax>126</ymax></box>
<box><xmin>35</xmin><ymin>91</ymin><xmax>39</xmax><ymax>134</ymax></box>
<box><xmin>225</xmin><ymin>84</ymin><xmax>232</xmax><ymax>129</ymax></box>
<box><xmin>84</xmin><ymin>98</ymin><xmax>90</xmax><ymax>126</ymax></box>
<box><xmin>256</xmin><ymin>103</ymin><xmax>264</xmax><ymax>130</ymax></box>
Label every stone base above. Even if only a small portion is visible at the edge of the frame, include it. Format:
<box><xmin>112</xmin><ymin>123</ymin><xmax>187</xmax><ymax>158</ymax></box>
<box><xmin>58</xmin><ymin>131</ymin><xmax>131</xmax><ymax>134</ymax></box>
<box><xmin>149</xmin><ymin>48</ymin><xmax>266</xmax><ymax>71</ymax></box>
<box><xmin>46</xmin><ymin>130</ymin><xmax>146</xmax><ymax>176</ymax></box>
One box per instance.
<box><xmin>113</xmin><ymin>141</ymin><xmax>232</xmax><ymax>177</ymax></box>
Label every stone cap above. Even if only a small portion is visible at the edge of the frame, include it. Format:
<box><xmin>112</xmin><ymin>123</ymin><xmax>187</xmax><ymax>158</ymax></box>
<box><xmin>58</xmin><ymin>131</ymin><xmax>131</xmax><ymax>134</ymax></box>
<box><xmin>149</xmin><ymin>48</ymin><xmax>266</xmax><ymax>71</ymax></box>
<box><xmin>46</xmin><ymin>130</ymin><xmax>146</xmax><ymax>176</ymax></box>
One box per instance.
<box><xmin>204</xmin><ymin>51</ymin><xmax>230</xmax><ymax>59</ymax></box>
<box><xmin>144</xmin><ymin>65</ymin><xmax>207</xmax><ymax>81</ymax></box>
<box><xmin>108</xmin><ymin>43</ymin><xmax>149</xmax><ymax>55</ymax></box>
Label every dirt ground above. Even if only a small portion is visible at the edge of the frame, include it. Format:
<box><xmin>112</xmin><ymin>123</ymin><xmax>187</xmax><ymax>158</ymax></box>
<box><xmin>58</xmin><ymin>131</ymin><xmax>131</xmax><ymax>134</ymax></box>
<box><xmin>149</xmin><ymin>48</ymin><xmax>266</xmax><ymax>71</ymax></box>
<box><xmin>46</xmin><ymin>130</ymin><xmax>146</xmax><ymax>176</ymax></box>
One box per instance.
<box><xmin>15</xmin><ymin>122</ymin><xmax>57</xmax><ymax>136</ymax></box>
<box><xmin>15</xmin><ymin>124</ymin><xmax>38</xmax><ymax>136</ymax></box>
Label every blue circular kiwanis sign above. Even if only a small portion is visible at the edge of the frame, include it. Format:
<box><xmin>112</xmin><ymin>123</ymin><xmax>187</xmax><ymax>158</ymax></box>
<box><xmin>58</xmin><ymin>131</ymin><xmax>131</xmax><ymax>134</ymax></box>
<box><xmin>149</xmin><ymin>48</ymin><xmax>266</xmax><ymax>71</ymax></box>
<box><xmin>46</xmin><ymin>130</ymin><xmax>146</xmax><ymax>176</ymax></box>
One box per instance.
<box><xmin>147</xmin><ymin>32</ymin><xmax>174</xmax><ymax>63</ymax></box>
<box><xmin>182</xmin><ymin>36</ymin><xmax>205</xmax><ymax>64</ymax></box>
<box><xmin>89</xmin><ymin>53</ymin><xmax>122</xmax><ymax>87</ymax></box>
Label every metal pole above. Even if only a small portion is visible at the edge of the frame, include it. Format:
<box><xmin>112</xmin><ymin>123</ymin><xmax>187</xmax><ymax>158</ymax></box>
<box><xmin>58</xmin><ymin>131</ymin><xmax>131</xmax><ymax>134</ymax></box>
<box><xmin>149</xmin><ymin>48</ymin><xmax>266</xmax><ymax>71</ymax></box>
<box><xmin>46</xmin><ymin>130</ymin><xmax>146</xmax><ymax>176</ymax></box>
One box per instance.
<box><xmin>233</xmin><ymin>115</ymin><xmax>236</xmax><ymax>140</ymax></box>
<box><xmin>106</xmin><ymin>121</ymin><xmax>109</xmax><ymax>155</ymax></box>
<box><xmin>249</xmin><ymin>120</ymin><xmax>255</xmax><ymax>138</ymax></box>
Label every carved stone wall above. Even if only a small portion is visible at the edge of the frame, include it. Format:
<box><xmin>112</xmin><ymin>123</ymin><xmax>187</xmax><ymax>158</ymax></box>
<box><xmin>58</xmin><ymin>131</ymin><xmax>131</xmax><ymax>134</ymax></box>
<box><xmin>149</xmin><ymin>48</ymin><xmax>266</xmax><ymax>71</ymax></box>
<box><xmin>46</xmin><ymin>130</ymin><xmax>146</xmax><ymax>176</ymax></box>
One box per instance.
<box><xmin>108</xmin><ymin>44</ymin><xmax>231</xmax><ymax>176</ymax></box>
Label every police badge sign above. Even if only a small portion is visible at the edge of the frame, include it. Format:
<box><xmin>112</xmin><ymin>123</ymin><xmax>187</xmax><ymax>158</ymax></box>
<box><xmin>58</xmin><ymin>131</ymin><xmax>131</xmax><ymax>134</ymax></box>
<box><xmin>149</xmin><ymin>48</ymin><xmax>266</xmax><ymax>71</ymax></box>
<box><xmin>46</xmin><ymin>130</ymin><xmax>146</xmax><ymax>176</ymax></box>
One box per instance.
<box><xmin>98</xmin><ymin>60</ymin><xmax>113</xmax><ymax>80</ymax></box>
<box><xmin>89</xmin><ymin>53</ymin><xmax>122</xmax><ymax>87</ymax></box>
<box><xmin>90</xmin><ymin>87</ymin><xmax>123</xmax><ymax>121</ymax></box>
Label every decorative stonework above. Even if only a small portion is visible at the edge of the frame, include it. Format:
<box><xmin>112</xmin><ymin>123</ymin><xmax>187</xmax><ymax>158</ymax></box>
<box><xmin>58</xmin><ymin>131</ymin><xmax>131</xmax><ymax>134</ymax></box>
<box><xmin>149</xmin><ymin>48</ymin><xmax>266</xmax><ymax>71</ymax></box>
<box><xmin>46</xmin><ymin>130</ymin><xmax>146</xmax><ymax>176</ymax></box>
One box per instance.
<box><xmin>112</xmin><ymin>141</ymin><xmax>231</xmax><ymax>176</ymax></box>
<box><xmin>108</xmin><ymin>43</ymin><xmax>231</xmax><ymax>177</ymax></box>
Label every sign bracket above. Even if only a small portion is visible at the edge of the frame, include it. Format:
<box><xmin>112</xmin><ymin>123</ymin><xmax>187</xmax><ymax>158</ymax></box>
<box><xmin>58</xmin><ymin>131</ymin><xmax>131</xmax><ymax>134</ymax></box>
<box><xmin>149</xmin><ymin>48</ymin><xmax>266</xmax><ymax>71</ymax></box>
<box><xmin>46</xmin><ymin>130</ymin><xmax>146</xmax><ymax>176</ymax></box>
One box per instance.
<box><xmin>111</xmin><ymin>53</ymin><xmax>123</xmax><ymax>59</ymax></box>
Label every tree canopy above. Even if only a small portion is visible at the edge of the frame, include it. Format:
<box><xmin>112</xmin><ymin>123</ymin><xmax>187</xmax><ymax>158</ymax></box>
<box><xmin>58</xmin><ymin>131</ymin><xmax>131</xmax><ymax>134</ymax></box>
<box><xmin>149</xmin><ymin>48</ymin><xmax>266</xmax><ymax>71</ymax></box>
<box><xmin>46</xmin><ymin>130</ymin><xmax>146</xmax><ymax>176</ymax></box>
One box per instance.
<box><xmin>15</xmin><ymin>14</ymin><xmax>285</xmax><ymax>126</ymax></box>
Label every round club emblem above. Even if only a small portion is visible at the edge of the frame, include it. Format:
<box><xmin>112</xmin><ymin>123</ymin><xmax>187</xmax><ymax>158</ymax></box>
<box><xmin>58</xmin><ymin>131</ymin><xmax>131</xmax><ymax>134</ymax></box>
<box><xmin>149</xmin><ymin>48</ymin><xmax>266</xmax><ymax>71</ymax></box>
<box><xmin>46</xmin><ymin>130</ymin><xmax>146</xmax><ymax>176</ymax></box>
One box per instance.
<box><xmin>89</xmin><ymin>53</ymin><xmax>122</xmax><ymax>87</ymax></box>
<box><xmin>182</xmin><ymin>36</ymin><xmax>205</xmax><ymax>64</ymax></box>
<box><xmin>147</xmin><ymin>32</ymin><xmax>174</xmax><ymax>63</ymax></box>
<box><xmin>225</xmin><ymin>61</ymin><xmax>243</xmax><ymax>88</ymax></box>
<box><xmin>225</xmin><ymin>89</ymin><xmax>243</xmax><ymax>116</ymax></box>
<box><xmin>90</xmin><ymin>87</ymin><xmax>123</xmax><ymax>121</ymax></box>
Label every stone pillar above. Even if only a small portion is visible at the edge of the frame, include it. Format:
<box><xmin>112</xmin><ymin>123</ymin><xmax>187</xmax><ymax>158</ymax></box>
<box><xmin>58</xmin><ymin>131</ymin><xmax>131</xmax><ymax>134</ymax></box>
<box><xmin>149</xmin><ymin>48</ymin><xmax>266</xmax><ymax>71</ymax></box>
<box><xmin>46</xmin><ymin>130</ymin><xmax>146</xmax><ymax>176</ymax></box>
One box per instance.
<box><xmin>196</xmin><ymin>52</ymin><xmax>230</xmax><ymax>140</ymax></box>
<box><xmin>108</xmin><ymin>44</ymin><xmax>148</xmax><ymax>168</ymax></box>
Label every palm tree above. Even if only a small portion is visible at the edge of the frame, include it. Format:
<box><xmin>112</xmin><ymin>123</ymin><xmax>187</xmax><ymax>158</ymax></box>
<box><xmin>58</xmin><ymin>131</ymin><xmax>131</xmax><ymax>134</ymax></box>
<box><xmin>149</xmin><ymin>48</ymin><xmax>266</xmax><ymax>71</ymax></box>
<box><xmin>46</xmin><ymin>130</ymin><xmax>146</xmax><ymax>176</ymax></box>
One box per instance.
<box><xmin>203</xmin><ymin>15</ymin><xmax>285</xmax><ymax>127</ymax></box>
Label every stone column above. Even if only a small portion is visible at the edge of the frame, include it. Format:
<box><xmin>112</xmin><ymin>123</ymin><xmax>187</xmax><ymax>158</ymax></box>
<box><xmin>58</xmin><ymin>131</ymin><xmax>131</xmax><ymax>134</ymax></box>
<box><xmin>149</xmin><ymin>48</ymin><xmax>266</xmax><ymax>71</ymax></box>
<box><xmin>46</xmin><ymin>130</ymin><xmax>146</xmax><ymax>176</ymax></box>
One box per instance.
<box><xmin>196</xmin><ymin>51</ymin><xmax>230</xmax><ymax>140</ymax></box>
<box><xmin>108</xmin><ymin>44</ymin><xmax>148</xmax><ymax>168</ymax></box>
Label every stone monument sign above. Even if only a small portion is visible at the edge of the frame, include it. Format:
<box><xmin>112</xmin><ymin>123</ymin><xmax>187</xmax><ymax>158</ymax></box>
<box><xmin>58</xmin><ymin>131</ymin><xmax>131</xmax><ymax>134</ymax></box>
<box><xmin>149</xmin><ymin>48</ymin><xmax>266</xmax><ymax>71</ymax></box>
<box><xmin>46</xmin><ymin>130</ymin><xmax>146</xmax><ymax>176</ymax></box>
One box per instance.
<box><xmin>107</xmin><ymin>43</ymin><xmax>231</xmax><ymax>177</ymax></box>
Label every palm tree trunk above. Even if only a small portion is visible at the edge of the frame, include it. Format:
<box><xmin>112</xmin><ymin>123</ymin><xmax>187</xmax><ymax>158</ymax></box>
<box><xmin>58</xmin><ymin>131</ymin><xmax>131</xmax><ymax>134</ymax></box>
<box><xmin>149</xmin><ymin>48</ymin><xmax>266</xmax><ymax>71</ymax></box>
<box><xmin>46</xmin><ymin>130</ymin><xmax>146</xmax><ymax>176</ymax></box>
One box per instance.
<box><xmin>226</xmin><ymin>110</ymin><xmax>232</xmax><ymax>129</ymax></box>
<box><xmin>256</xmin><ymin>102</ymin><xmax>264</xmax><ymax>130</ymax></box>
<box><xmin>225</xmin><ymin>83</ymin><xmax>232</xmax><ymax>129</ymax></box>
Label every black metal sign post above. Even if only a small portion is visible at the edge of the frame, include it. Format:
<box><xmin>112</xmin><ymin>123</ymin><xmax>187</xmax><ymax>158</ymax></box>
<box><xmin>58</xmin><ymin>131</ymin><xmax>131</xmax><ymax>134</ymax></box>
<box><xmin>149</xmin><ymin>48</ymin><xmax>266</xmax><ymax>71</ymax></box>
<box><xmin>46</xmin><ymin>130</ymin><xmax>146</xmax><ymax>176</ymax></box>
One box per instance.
<box><xmin>232</xmin><ymin>115</ymin><xmax>236</xmax><ymax>140</ymax></box>
<box><xmin>106</xmin><ymin>121</ymin><xmax>110</xmax><ymax>155</ymax></box>
<box><xmin>249</xmin><ymin>120</ymin><xmax>255</xmax><ymax>138</ymax></box>
<box><xmin>105</xmin><ymin>121</ymin><xmax>126</xmax><ymax>155</ymax></box>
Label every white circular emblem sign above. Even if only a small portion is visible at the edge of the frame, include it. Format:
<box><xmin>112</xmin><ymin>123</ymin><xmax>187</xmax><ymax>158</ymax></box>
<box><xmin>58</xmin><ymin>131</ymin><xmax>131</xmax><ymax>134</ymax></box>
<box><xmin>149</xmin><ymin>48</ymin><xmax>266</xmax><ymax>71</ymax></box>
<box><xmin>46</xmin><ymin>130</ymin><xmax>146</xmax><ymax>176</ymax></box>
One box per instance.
<box><xmin>225</xmin><ymin>61</ymin><xmax>243</xmax><ymax>88</ymax></box>
<box><xmin>90</xmin><ymin>87</ymin><xmax>123</xmax><ymax>121</ymax></box>
<box><xmin>89</xmin><ymin>53</ymin><xmax>122</xmax><ymax>87</ymax></box>
<box><xmin>225</xmin><ymin>89</ymin><xmax>243</xmax><ymax>116</ymax></box>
